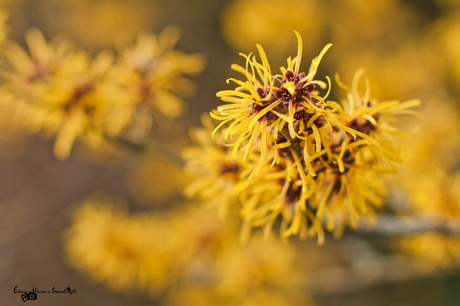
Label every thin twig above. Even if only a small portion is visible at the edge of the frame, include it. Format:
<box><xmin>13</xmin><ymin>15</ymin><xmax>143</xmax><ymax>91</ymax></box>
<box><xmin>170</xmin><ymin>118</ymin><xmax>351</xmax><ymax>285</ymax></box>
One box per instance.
<box><xmin>111</xmin><ymin>136</ymin><xmax>184</xmax><ymax>166</ymax></box>
<box><xmin>357</xmin><ymin>215</ymin><xmax>460</xmax><ymax>236</ymax></box>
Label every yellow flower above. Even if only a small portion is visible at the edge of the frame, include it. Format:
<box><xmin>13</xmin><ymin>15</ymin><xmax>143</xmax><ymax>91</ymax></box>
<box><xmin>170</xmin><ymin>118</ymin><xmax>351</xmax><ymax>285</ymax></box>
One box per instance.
<box><xmin>397</xmin><ymin>166</ymin><xmax>460</xmax><ymax>270</ymax></box>
<box><xmin>183</xmin><ymin>116</ymin><xmax>247</xmax><ymax>218</ymax></box>
<box><xmin>184</xmin><ymin>117</ymin><xmax>321</xmax><ymax>242</ymax></box>
<box><xmin>436</xmin><ymin>11</ymin><xmax>460</xmax><ymax>89</ymax></box>
<box><xmin>212</xmin><ymin>31</ymin><xmax>334</xmax><ymax>166</ymax></box>
<box><xmin>214</xmin><ymin>235</ymin><xmax>307</xmax><ymax>305</ymax></box>
<box><xmin>327</xmin><ymin>0</ymin><xmax>415</xmax><ymax>51</ymax></box>
<box><xmin>39</xmin><ymin>51</ymin><xmax>118</xmax><ymax>159</ymax></box>
<box><xmin>2</xmin><ymin>29</ymin><xmax>71</xmax><ymax>102</ymax></box>
<box><xmin>62</xmin><ymin>0</ymin><xmax>159</xmax><ymax>50</ymax></box>
<box><xmin>162</xmin><ymin>223</ymin><xmax>312</xmax><ymax>306</ymax></box>
<box><xmin>221</xmin><ymin>0</ymin><xmax>324</xmax><ymax>60</ymax></box>
<box><xmin>399</xmin><ymin>233</ymin><xmax>460</xmax><ymax>271</ymax></box>
<box><xmin>65</xmin><ymin>197</ymin><xmax>312</xmax><ymax>303</ymax></box>
<box><xmin>307</xmin><ymin>71</ymin><xmax>419</xmax><ymax>238</ymax></box>
<box><xmin>1</xmin><ymin>27</ymin><xmax>205</xmax><ymax>159</ymax></box>
<box><xmin>64</xmin><ymin>196</ymin><xmax>190</xmax><ymax>295</ymax></box>
<box><xmin>324</xmin><ymin>0</ymin><xmax>426</xmax><ymax>101</ymax></box>
<box><xmin>312</xmin><ymin>167</ymin><xmax>384</xmax><ymax>239</ymax></box>
<box><xmin>1</xmin><ymin>29</ymin><xmax>124</xmax><ymax>159</ymax></box>
<box><xmin>188</xmin><ymin>32</ymin><xmax>419</xmax><ymax>243</ymax></box>
<box><xmin>237</xmin><ymin>157</ymin><xmax>321</xmax><ymax>242</ymax></box>
<box><xmin>391</xmin><ymin>102</ymin><xmax>460</xmax><ymax>268</ymax></box>
<box><xmin>108</xmin><ymin>27</ymin><xmax>205</xmax><ymax>138</ymax></box>
<box><xmin>331</xmin><ymin>70</ymin><xmax>420</xmax><ymax>173</ymax></box>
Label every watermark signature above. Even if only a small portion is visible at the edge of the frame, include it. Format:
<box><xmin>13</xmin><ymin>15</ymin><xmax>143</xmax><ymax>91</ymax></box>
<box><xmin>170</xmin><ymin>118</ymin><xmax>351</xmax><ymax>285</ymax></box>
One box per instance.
<box><xmin>13</xmin><ymin>286</ymin><xmax>77</xmax><ymax>302</ymax></box>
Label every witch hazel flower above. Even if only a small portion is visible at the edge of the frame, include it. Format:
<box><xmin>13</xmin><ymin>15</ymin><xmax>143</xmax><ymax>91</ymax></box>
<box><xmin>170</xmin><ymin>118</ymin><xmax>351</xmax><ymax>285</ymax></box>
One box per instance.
<box><xmin>185</xmin><ymin>31</ymin><xmax>420</xmax><ymax>244</ymax></box>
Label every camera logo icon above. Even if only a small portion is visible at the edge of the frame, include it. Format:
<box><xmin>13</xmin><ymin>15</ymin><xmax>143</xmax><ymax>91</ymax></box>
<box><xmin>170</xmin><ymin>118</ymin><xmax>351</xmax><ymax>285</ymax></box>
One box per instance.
<box><xmin>21</xmin><ymin>289</ymin><xmax>38</xmax><ymax>302</ymax></box>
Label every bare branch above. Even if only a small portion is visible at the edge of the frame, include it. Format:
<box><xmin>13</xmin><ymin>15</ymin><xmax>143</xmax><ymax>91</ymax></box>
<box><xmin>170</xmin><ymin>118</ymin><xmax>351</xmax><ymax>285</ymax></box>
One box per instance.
<box><xmin>357</xmin><ymin>215</ymin><xmax>460</xmax><ymax>236</ymax></box>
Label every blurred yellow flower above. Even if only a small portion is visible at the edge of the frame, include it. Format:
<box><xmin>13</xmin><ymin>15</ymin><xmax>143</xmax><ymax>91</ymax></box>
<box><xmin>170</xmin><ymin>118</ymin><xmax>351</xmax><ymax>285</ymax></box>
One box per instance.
<box><xmin>0</xmin><ymin>26</ymin><xmax>205</xmax><ymax>159</ymax></box>
<box><xmin>221</xmin><ymin>0</ymin><xmax>325</xmax><ymax>59</ymax></box>
<box><xmin>2</xmin><ymin>29</ymin><xmax>70</xmax><ymax>102</ymax></box>
<box><xmin>183</xmin><ymin>116</ymin><xmax>247</xmax><ymax>217</ymax></box>
<box><xmin>66</xmin><ymin>176</ymin><xmax>313</xmax><ymax>303</ymax></box>
<box><xmin>324</xmin><ymin>0</ymin><xmax>428</xmax><ymax>102</ymax></box>
<box><xmin>64</xmin><ymin>196</ymin><xmax>190</xmax><ymax>295</ymax></box>
<box><xmin>215</xmin><ymin>235</ymin><xmax>304</xmax><ymax>300</ymax></box>
<box><xmin>400</xmin><ymin>233</ymin><xmax>460</xmax><ymax>270</ymax></box>
<box><xmin>391</xmin><ymin>102</ymin><xmax>460</xmax><ymax>268</ymax></box>
<box><xmin>327</xmin><ymin>0</ymin><xmax>415</xmax><ymax>50</ymax></box>
<box><xmin>166</xmin><ymin>226</ymin><xmax>311</xmax><ymax>305</ymax></box>
<box><xmin>1</xmin><ymin>29</ymin><xmax>125</xmax><ymax>159</ymax></box>
<box><xmin>394</xmin><ymin>103</ymin><xmax>460</xmax><ymax>215</ymax></box>
<box><xmin>64</xmin><ymin>0</ymin><xmax>160</xmax><ymax>50</ymax></box>
<box><xmin>38</xmin><ymin>51</ymin><xmax>120</xmax><ymax>160</ymax></box>
<box><xmin>108</xmin><ymin>27</ymin><xmax>205</xmax><ymax>139</ymax></box>
<box><xmin>169</xmin><ymin>287</ymin><xmax>310</xmax><ymax>306</ymax></box>
<box><xmin>333</xmin><ymin>39</ymin><xmax>444</xmax><ymax>102</ymax></box>
<box><xmin>436</xmin><ymin>12</ymin><xmax>460</xmax><ymax>87</ymax></box>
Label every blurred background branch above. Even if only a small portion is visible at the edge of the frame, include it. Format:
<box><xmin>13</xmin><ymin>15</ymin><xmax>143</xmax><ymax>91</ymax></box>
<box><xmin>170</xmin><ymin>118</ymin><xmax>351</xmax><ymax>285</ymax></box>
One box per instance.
<box><xmin>359</xmin><ymin>215</ymin><xmax>460</xmax><ymax>236</ymax></box>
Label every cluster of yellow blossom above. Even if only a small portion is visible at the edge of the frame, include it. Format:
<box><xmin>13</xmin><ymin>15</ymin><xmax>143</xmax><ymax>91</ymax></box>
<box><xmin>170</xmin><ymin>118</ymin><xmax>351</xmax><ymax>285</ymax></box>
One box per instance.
<box><xmin>184</xmin><ymin>32</ymin><xmax>419</xmax><ymax>244</ymax></box>
<box><xmin>221</xmin><ymin>0</ymin><xmax>325</xmax><ymax>58</ymax></box>
<box><xmin>391</xmin><ymin>103</ymin><xmax>460</xmax><ymax>269</ymax></box>
<box><xmin>0</xmin><ymin>27</ymin><xmax>204</xmax><ymax>159</ymax></box>
<box><xmin>64</xmin><ymin>197</ymin><xmax>188</xmax><ymax>294</ymax></box>
<box><xmin>64</xmin><ymin>197</ymin><xmax>311</xmax><ymax>305</ymax></box>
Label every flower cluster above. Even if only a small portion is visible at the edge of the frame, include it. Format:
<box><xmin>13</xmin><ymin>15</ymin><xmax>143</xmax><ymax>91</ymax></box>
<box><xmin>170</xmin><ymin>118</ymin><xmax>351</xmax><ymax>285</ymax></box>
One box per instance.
<box><xmin>107</xmin><ymin>27</ymin><xmax>205</xmax><ymax>139</ymax></box>
<box><xmin>64</xmin><ymin>197</ymin><xmax>310</xmax><ymax>304</ymax></box>
<box><xmin>391</xmin><ymin>103</ymin><xmax>460</xmax><ymax>269</ymax></box>
<box><xmin>0</xmin><ymin>27</ymin><xmax>204</xmax><ymax>159</ymax></box>
<box><xmin>185</xmin><ymin>32</ymin><xmax>419</xmax><ymax>243</ymax></box>
<box><xmin>64</xmin><ymin>197</ymin><xmax>186</xmax><ymax>294</ymax></box>
<box><xmin>221</xmin><ymin>0</ymin><xmax>324</xmax><ymax>58</ymax></box>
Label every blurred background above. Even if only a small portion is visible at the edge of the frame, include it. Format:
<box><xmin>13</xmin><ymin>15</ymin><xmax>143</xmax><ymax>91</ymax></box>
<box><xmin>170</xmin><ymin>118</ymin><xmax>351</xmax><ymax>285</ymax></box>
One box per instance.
<box><xmin>1</xmin><ymin>0</ymin><xmax>460</xmax><ymax>305</ymax></box>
